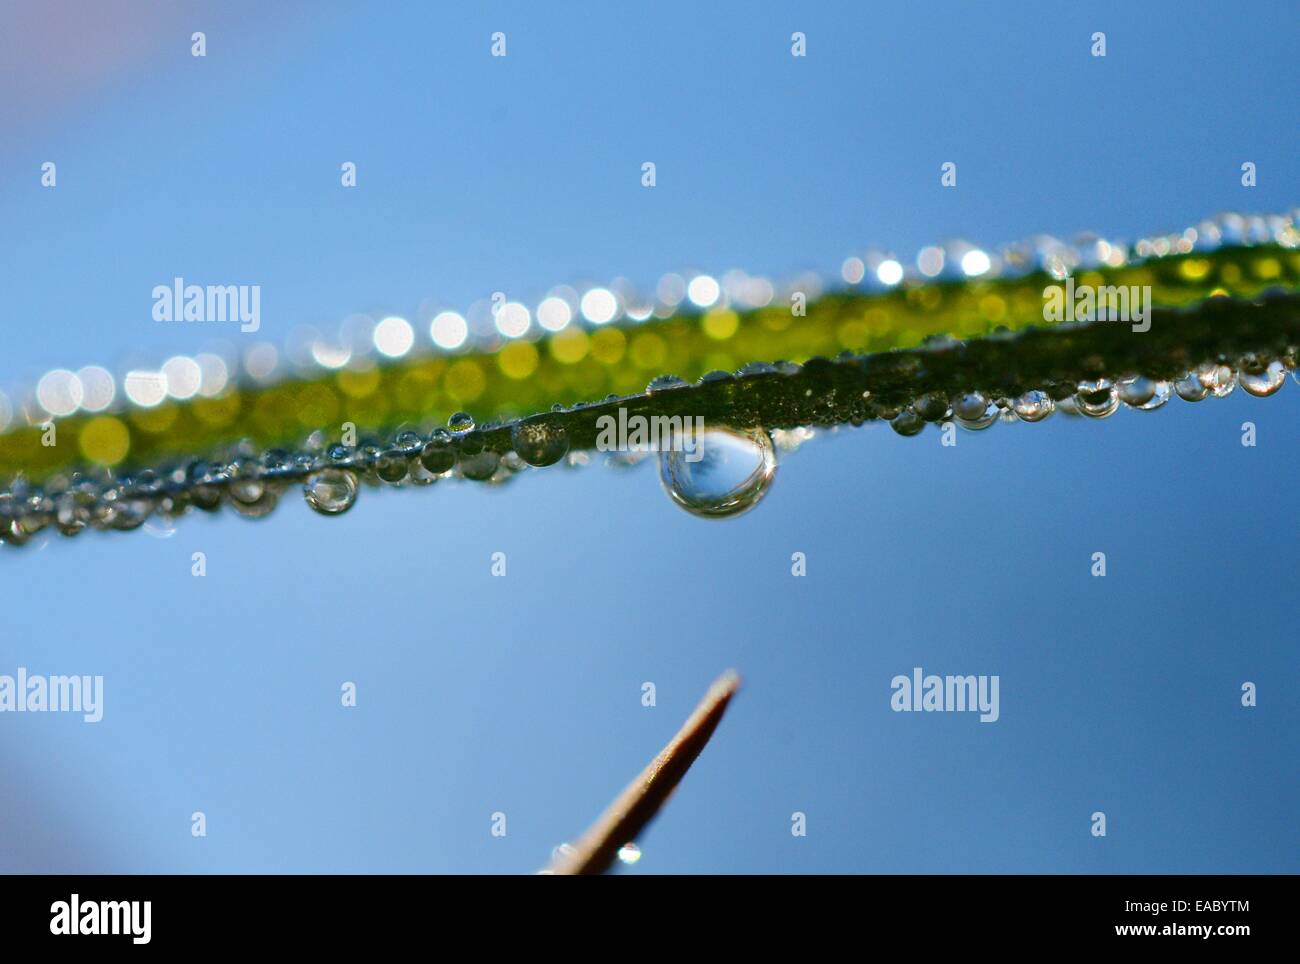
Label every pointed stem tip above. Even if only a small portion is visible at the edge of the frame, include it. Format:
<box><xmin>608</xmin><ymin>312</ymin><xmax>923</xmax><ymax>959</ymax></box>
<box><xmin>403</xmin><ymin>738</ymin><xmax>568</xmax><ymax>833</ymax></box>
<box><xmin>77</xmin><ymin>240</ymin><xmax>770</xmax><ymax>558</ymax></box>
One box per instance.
<box><xmin>545</xmin><ymin>670</ymin><xmax>742</xmax><ymax>875</ymax></box>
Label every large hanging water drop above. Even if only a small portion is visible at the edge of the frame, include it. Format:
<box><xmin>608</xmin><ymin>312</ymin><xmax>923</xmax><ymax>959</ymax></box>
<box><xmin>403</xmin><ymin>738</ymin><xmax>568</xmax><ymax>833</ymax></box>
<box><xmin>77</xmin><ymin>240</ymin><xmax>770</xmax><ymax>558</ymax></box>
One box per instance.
<box><xmin>658</xmin><ymin>426</ymin><xmax>777</xmax><ymax>519</ymax></box>
<box><xmin>303</xmin><ymin>469</ymin><xmax>358</xmax><ymax>515</ymax></box>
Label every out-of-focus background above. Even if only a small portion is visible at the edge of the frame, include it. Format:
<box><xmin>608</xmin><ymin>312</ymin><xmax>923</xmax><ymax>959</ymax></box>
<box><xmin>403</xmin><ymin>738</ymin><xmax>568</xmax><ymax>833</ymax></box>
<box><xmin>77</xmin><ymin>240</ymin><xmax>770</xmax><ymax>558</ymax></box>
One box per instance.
<box><xmin>1</xmin><ymin>0</ymin><xmax>1296</xmax><ymax>872</ymax></box>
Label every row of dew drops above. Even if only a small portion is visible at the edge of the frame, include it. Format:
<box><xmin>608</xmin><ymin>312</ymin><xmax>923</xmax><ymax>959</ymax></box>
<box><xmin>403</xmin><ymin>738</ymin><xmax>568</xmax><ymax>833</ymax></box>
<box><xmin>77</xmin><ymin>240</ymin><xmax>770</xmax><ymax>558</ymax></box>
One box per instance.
<box><xmin>7</xmin><ymin>210</ymin><xmax>1297</xmax><ymax>434</ymax></box>
<box><xmin>1</xmin><ymin>351</ymin><xmax>1294</xmax><ymax>547</ymax></box>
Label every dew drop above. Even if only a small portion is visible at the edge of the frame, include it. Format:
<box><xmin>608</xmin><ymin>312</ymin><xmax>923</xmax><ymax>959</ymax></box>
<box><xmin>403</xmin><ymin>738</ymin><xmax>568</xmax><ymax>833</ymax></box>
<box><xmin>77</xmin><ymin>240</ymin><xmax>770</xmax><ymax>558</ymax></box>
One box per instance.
<box><xmin>228</xmin><ymin>460</ymin><xmax>265</xmax><ymax>505</ymax></box>
<box><xmin>143</xmin><ymin>518</ymin><xmax>176</xmax><ymax>539</ymax></box>
<box><xmin>394</xmin><ymin>430</ymin><xmax>423</xmax><ymax>454</ymax></box>
<box><xmin>408</xmin><ymin>462</ymin><xmax>438</xmax><ymax>486</ymax></box>
<box><xmin>1174</xmin><ymin>372</ymin><xmax>1210</xmax><ymax>402</ymax></box>
<box><xmin>227</xmin><ymin>486</ymin><xmax>278</xmax><ymax>519</ymax></box>
<box><xmin>646</xmin><ymin>374</ymin><xmax>688</xmax><ymax>393</ymax></box>
<box><xmin>510</xmin><ymin>418</ymin><xmax>569</xmax><ymax>467</ymax></box>
<box><xmin>1073</xmin><ymin>379</ymin><xmax>1120</xmax><ymax>418</ymax></box>
<box><xmin>420</xmin><ymin>430</ymin><xmax>456</xmax><ymax>474</ymax></box>
<box><xmin>952</xmin><ymin>392</ymin><xmax>998</xmax><ymax>429</ymax></box>
<box><xmin>375</xmin><ymin>452</ymin><xmax>409</xmax><ymax>483</ymax></box>
<box><xmin>458</xmin><ymin>449</ymin><xmax>500</xmax><ymax>481</ymax></box>
<box><xmin>186</xmin><ymin>460</ymin><xmax>222</xmax><ymax>510</ymax></box>
<box><xmin>0</xmin><ymin>518</ymin><xmax>29</xmax><ymax>546</ymax></box>
<box><xmin>1116</xmin><ymin>375</ymin><xmax>1172</xmax><ymax>411</ymax></box>
<box><xmin>658</xmin><ymin>426</ymin><xmax>777</xmax><ymax>519</ymax></box>
<box><xmin>890</xmin><ymin>410</ymin><xmax>926</xmax><ymax>436</ymax></box>
<box><xmin>1237</xmin><ymin>359</ymin><xmax>1287</xmax><ymax>397</ymax></box>
<box><xmin>303</xmin><ymin>469</ymin><xmax>358</xmax><ymax>515</ymax></box>
<box><xmin>910</xmin><ymin>391</ymin><xmax>951</xmax><ymax>422</ymax></box>
<box><xmin>699</xmin><ymin>370</ymin><xmax>734</xmax><ymax>384</ymax></box>
<box><xmin>1012</xmin><ymin>389</ymin><xmax>1055</xmax><ymax>422</ymax></box>
<box><xmin>617</xmin><ymin>842</ymin><xmax>642</xmax><ymax>865</ymax></box>
<box><xmin>55</xmin><ymin>493</ymin><xmax>91</xmax><ymax>534</ymax></box>
<box><xmin>258</xmin><ymin>449</ymin><xmax>293</xmax><ymax>479</ymax></box>
<box><xmin>1196</xmin><ymin>362</ymin><xmax>1236</xmax><ymax>398</ymax></box>
<box><xmin>448</xmin><ymin>411</ymin><xmax>476</xmax><ymax>434</ymax></box>
<box><xmin>456</xmin><ymin>431</ymin><xmax>485</xmax><ymax>456</ymax></box>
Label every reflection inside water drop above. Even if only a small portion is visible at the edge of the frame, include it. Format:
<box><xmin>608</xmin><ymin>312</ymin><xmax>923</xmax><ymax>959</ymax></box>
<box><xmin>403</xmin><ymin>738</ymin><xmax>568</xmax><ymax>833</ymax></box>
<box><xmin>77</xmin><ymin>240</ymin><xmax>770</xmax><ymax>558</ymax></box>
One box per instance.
<box><xmin>658</xmin><ymin>426</ymin><xmax>777</xmax><ymax>519</ymax></box>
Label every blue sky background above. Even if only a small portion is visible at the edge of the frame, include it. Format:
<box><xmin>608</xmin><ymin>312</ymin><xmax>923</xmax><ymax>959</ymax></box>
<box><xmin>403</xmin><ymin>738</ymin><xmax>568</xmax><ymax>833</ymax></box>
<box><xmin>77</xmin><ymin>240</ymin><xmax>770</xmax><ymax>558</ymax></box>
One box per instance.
<box><xmin>0</xmin><ymin>0</ymin><xmax>1296</xmax><ymax>872</ymax></box>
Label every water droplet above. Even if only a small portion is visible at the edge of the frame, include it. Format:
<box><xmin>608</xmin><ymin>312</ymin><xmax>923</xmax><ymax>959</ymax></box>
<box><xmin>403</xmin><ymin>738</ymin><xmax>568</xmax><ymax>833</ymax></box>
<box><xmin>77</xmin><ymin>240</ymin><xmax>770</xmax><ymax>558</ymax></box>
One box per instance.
<box><xmin>617</xmin><ymin>842</ymin><xmax>642</xmax><ymax>865</ymax></box>
<box><xmin>375</xmin><ymin>452</ymin><xmax>409</xmax><ymax>483</ymax></box>
<box><xmin>510</xmin><ymin>418</ymin><xmax>569</xmax><ymax>467</ymax></box>
<box><xmin>1196</xmin><ymin>362</ymin><xmax>1236</xmax><ymax>398</ymax></box>
<box><xmin>228</xmin><ymin>460</ymin><xmax>265</xmax><ymax>505</ymax></box>
<box><xmin>448</xmin><ymin>411</ymin><xmax>475</xmax><ymax>434</ymax></box>
<box><xmin>1</xmin><ymin>518</ymin><xmax>29</xmax><ymax>546</ymax></box>
<box><xmin>394</xmin><ymin>430</ymin><xmax>423</xmax><ymax>453</ymax></box>
<box><xmin>659</xmin><ymin>426</ymin><xmax>777</xmax><ymax>519</ymax></box>
<box><xmin>1174</xmin><ymin>371</ymin><xmax>1210</xmax><ymax>401</ymax></box>
<box><xmin>910</xmin><ymin>391</ymin><xmax>951</xmax><ymax>422</ymax></box>
<box><xmin>890</xmin><ymin>411</ymin><xmax>926</xmax><ymax>436</ymax></box>
<box><xmin>55</xmin><ymin>492</ymin><xmax>91</xmax><ymax>534</ymax></box>
<box><xmin>258</xmin><ymin>448</ymin><xmax>294</xmax><ymax>479</ymax></box>
<box><xmin>1073</xmin><ymin>379</ymin><xmax>1120</xmax><ymax>418</ymax></box>
<box><xmin>456</xmin><ymin>431</ymin><xmax>485</xmax><ymax>456</ymax></box>
<box><xmin>771</xmin><ymin>426</ymin><xmax>815</xmax><ymax>451</ymax></box>
<box><xmin>420</xmin><ymin>429</ymin><xmax>456</xmax><ymax>474</ymax></box>
<box><xmin>303</xmin><ymin>469</ymin><xmax>358</xmax><ymax>515</ymax></box>
<box><xmin>1238</xmin><ymin>359</ymin><xmax>1287</xmax><ymax>397</ymax></box>
<box><xmin>952</xmin><ymin>392</ymin><xmax>998</xmax><ymax>429</ymax></box>
<box><xmin>1115</xmin><ymin>375</ymin><xmax>1172</xmax><ymax>411</ymax></box>
<box><xmin>646</xmin><ymin>374</ymin><xmax>687</xmax><ymax>393</ymax></box>
<box><xmin>407</xmin><ymin>462</ymin><xmax>438</xmax><ymax>485</ymax></box>
<box><xmin>227</xmin><ymin>485</ymin><xmax>278</xmax><ymax>519</ymax></box>
<box><xmin>458</xmin><ymin>449</ymin><xmax>500</xmax><ymax>481</ymax></box>
<box><xmin>1012</xmin><ymin>389</ymin><xmax>1055</xmax><ymax>422</ymax></box>
<box><xmin>185</xmin><ymin>460</ymin><xmax>222</xmax><ymax>510</ymax></box>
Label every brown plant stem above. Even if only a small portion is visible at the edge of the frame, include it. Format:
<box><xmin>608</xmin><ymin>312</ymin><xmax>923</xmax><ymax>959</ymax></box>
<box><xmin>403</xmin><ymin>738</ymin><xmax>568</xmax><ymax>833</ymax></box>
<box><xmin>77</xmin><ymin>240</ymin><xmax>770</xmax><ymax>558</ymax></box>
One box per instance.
<box><xmin>545</xmin><ymin>670</ymin><xmax>742</xmax><ymax>875</ymax></box>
